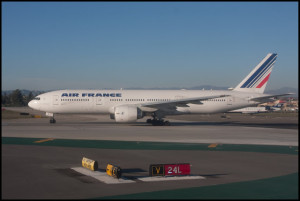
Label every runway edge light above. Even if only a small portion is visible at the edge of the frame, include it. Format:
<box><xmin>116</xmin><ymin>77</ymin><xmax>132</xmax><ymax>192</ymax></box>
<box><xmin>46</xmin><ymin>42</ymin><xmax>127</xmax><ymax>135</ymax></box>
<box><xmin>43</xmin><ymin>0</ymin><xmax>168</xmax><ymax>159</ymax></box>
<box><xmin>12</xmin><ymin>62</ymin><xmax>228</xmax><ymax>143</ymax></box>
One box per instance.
<box><xmin>106</xmin><ymin>164</ymin><xmax>122</xmax><ymax>179</ymax></box>
<box><xmin>82</xmin><ymin>157</ymin><xmax>98</xmax><ymax>171</ymax></box>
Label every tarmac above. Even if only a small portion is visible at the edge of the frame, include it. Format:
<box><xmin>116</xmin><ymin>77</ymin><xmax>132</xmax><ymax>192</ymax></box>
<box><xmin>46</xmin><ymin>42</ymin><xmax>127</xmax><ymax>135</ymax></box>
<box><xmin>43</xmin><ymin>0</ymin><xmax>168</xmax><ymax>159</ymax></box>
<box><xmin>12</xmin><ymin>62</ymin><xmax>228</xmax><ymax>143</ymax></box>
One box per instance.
<box><xmin>1</xmin><ymin>107</ymin><xmax>299</xmax><ymax>199</ymax></box>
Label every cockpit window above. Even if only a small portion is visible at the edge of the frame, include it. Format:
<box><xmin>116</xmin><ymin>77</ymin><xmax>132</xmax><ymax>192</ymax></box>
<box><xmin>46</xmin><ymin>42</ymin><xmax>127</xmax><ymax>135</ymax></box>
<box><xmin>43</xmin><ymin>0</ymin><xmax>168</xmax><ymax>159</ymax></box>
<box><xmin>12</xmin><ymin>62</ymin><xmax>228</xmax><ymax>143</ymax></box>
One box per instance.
<box><xmin>33</xmin><ymin>97</ymin><xmax>40</xmax><ymax>100</ymax></box>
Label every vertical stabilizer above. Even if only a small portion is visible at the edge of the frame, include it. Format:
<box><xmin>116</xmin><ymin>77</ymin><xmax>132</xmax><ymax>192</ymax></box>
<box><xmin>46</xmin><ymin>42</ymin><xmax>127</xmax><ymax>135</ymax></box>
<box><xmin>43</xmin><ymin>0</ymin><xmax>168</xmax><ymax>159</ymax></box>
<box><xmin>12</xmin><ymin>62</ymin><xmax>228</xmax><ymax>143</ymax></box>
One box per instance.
<box><xmin>233</xmin><ymin>53</ymin><xmax>277</xmax><ymax>94</ymax></box>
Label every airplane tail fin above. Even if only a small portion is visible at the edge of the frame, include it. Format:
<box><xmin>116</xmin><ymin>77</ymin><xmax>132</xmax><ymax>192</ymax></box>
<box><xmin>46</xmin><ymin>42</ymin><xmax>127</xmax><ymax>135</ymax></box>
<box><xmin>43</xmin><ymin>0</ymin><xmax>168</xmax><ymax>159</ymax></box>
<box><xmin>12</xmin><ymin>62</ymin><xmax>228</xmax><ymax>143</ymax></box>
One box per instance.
<box><xmin>233</xmin><ymin>53</ymin><xmax>277</xmax><ymax>94</ymax></box>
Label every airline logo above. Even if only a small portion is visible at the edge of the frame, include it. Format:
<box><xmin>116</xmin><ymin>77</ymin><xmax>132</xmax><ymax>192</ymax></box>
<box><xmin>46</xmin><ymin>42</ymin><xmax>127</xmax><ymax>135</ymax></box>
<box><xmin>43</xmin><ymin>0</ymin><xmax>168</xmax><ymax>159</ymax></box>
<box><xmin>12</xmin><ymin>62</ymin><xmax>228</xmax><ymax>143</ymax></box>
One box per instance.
<box><xmin>241</xmin><ymin>54</ymin><xmax>277</xmax><ymax>89</ymax></box>
<box><xmin>61</xmin><ymin>93</ymin><xmax>122</xmax><ymax>97</ymax></box>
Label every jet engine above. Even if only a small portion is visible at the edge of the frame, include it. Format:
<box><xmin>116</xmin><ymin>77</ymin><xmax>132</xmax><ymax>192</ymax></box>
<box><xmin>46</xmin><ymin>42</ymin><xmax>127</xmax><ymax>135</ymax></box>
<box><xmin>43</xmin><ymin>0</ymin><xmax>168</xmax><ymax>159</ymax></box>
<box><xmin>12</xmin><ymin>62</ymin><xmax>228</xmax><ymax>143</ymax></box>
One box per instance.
<box><xmin>111</xmin><ymin>105</ymin><xmax>144</xmax><ymax>122</ymax></box>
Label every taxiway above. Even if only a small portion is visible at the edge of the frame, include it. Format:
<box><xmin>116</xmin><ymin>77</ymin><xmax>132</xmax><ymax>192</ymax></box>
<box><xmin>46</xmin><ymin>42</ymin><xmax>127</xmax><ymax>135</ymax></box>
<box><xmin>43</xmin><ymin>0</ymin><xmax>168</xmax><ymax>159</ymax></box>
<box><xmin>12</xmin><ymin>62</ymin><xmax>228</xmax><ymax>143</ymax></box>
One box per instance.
<box><xmin>1</xmin><ymin>108</ymin><xmax>298</xmax><ymax>199</ymax></box>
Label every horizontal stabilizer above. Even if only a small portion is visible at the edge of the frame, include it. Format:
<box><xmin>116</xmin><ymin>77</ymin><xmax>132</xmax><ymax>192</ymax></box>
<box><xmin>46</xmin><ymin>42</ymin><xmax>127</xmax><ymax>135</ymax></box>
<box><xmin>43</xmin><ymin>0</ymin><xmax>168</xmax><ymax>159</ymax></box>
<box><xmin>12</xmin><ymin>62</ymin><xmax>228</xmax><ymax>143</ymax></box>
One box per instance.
<box><xmin>251</xmin><ymin>93</ymin><xmax>294</xmax><ymax>102</ymax></box>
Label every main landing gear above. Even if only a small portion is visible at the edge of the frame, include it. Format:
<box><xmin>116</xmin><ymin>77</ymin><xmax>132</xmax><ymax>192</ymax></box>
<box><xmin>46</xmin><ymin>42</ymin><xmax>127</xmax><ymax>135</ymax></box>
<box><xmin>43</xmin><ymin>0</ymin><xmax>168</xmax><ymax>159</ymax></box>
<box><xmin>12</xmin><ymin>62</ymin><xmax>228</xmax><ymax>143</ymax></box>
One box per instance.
<box><xmin>146</xmin><ymin>114</ymin><xmax>171</xmax><ymax>126</ymax></box>
<box><xmin>146</xmin><ymin>118</ymin><xmax>170</xmax><ymax>126</ymax></box>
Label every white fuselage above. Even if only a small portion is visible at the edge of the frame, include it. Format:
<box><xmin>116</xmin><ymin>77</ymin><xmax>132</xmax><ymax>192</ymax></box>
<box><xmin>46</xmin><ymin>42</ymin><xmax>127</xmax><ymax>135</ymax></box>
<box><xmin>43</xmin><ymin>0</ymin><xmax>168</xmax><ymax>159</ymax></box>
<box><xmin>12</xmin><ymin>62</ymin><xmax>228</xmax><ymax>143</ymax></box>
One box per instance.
<box><xmin>28</xmin><ymin>53</ymin><xmax>286</xmax><ymax>124</ymax></box>
<box><xmin>29</xmin><ymin>89</ymin><xmax>265</xmax><ymax>115</ymax></box>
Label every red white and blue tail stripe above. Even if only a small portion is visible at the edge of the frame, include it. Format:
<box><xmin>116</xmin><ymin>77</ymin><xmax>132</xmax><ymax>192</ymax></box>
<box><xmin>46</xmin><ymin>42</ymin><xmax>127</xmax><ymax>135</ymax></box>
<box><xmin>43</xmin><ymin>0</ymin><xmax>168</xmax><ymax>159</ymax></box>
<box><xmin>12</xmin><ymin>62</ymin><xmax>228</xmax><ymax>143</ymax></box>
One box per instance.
<box><xmin>234</xmin><ymin>53</ymin><xmax>277</xmax><ymax>94</ymax></box>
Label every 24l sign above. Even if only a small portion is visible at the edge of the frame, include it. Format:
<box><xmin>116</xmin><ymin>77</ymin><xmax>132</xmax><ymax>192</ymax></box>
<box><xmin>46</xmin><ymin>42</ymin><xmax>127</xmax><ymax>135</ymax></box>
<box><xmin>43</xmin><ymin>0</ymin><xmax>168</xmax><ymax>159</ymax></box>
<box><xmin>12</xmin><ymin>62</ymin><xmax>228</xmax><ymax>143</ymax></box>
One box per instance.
<box><xmin>164</xmin><ymin>164</ymin><xmax>190</xmax><ymax>176</ymax></box>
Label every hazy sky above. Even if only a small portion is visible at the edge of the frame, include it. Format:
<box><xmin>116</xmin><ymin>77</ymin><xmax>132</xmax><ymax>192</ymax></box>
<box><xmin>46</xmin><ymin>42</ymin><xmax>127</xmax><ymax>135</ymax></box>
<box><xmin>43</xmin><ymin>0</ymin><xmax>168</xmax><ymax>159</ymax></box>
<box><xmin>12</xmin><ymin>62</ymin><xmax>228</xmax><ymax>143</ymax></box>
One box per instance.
<box><xmin>2</xmin><ymin>2</ymin><xmax>298</xmax><ymax>91</ymax></box>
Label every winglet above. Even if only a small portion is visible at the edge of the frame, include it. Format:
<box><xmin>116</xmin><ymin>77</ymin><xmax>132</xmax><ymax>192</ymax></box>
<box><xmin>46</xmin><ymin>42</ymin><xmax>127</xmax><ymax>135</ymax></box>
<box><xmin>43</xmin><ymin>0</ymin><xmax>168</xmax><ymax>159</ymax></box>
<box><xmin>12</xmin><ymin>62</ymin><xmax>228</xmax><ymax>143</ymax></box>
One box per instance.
<box><xmin>234</xmin><ymin>53</ymin><xmax>277</xmax><ymax>94</ymax></box>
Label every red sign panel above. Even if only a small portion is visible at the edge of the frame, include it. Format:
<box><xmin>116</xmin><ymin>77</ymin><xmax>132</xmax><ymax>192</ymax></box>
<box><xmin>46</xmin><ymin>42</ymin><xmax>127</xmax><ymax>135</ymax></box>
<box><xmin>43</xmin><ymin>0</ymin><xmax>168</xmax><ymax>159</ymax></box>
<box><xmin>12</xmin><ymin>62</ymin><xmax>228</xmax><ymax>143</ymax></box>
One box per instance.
<box><xmin>164</xmin><ymin>163</ymin><xmax>190</xmax><ymax>176</ymax></box>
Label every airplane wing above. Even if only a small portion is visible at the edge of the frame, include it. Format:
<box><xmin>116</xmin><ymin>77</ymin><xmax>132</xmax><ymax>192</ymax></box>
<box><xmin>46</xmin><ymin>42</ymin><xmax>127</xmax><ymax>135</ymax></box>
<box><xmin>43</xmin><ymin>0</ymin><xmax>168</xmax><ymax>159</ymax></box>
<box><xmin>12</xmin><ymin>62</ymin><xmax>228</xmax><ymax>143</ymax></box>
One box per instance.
<box><xmin>139</xmin><ymin>95</ymin><xmax>229</xmax><ymax>111</ymax></box>
<box><xmin>250</xmin><ymin>93</ymin><xmax>294</xmax><ymax>102</ymax></box>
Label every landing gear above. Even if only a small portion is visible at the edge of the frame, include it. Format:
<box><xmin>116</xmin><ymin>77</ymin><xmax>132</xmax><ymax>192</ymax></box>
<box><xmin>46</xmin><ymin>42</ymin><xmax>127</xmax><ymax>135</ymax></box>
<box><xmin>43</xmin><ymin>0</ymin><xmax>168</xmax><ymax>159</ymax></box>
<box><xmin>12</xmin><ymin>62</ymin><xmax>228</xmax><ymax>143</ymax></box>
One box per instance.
<box><xmin>46</xmin><ymin>112</ymin><xmax>56</xmax><ymax>124</ymax></box>
<box><xmin>50</xmin><ymin>118</ymin><xmax>56</xmax><ymax>124</ymax></box>
<box><xmin>146</xmin><ymin>114</ymin><xmax>171</xmax><ymax>126</ymax></box>
<box><xmin>147</xmin><ymin>119</ymin><xmax>171</xmax><ymax>126</ymax></box>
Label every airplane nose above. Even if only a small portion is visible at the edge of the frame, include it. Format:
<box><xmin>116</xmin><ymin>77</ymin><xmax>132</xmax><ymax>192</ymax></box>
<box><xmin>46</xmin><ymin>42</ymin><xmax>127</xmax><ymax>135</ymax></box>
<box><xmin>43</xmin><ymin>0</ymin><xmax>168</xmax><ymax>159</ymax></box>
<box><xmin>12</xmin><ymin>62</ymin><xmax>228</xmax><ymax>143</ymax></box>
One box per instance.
<box><xmin>28</xmin><ymin>100</ymin><xmax>34</xmax><ymax>108</ymax></box>
<box><xmin>28</xmin><ymin>100</ymin><xmax>39</xmax><ymax>110</ymax></box>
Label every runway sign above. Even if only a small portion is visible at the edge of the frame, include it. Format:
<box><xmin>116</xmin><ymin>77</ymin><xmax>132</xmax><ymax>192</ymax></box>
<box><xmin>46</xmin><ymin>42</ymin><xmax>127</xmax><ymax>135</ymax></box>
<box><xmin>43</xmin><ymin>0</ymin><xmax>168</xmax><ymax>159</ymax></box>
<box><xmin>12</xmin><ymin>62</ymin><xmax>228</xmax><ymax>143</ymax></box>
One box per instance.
<box><xmin>164</xmin><ymin>163</ymin><xmax>190</xmax><ymax>176</ymax></box>
<box><xmin>150</xmin><ymin>164</ymin><xmax>164</xmax><ymax>176</ymax></box>
<box><xmin>150</xmin><ymin>163</ymin><xmax>190</xmax><ymax>176</ymax></box>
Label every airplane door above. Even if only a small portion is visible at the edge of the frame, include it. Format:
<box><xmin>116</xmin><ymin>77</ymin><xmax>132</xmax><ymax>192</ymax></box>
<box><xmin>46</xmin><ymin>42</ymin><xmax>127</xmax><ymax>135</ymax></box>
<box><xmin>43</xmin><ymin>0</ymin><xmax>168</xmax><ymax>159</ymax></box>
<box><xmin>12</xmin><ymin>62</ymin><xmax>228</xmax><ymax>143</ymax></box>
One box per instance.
<box><xmin>96</xmin><ymin>97</ymin><xmax>102</xmax><ymax>105</ymax></box>
<box><xmin>227</xmin><ymin>96</ymin><xmax>234</xmax><ymax>105</ymax></box>
<box><xmin>175</xmin><ymin>95</ymin><xmax>184</xmax><ymax>100</ymax></box>
<box><xmin>53</xmin><ymin>95</ymin><xmax>59</xmax><ymax>105</ymax></box>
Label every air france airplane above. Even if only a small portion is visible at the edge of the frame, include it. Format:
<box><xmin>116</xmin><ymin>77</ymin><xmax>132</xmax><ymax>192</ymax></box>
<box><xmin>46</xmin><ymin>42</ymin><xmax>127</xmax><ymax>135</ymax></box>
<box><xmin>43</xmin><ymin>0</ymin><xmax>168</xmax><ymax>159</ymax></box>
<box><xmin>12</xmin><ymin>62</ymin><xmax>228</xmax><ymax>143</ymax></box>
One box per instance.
<box><xmin>28</xmin><ymin>53</ymin><xmax>292</xmax><ymax>125</ymax></box>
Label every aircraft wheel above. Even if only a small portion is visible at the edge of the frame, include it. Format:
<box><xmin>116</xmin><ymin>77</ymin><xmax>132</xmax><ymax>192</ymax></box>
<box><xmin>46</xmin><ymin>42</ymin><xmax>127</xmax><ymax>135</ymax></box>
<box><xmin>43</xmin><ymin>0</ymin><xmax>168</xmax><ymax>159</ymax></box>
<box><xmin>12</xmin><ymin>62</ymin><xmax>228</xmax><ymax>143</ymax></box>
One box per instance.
<box><xmin>164</xmin><ymin>121</ymin><xmax>171</xmax><ymax>126</ymax></box>
<box><xmin>152</xmin><ymin>119</ymin><xmax>169</xmax><ymax>126</ymax></box>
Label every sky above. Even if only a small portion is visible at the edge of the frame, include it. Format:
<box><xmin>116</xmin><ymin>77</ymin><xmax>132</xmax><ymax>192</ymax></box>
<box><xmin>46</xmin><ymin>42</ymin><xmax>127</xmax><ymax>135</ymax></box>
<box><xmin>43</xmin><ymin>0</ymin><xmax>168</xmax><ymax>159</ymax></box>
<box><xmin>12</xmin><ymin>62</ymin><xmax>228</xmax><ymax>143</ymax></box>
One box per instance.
<box><xmin>2</xmin><ymin>2</ymin><xmax>298</xmax><ymax>91</ymax></box>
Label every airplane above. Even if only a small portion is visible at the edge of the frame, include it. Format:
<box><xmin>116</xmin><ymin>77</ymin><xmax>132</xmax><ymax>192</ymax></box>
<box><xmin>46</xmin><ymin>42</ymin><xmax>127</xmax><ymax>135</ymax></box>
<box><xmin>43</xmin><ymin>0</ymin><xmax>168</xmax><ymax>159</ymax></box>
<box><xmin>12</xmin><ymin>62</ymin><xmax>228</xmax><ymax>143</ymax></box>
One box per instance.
<box><xmin>28</xmin><ymin>53</ymin><xmax>293</xmax><ymax>126</ymax></box>
<box><xmin>228</xmin><ymin>106</ymin><xmax>267</xmax><ymax>114</ymax></box>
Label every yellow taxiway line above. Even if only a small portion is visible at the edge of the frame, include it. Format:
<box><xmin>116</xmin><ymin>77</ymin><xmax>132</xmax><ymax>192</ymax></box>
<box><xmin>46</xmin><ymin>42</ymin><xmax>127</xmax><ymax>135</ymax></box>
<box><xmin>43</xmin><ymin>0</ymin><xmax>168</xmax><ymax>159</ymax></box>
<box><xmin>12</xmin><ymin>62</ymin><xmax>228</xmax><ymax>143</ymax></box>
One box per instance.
<box><xmin>34</xmin><ymin>138</ymin><xmax>54</xmax><ymax>143</ymax></box>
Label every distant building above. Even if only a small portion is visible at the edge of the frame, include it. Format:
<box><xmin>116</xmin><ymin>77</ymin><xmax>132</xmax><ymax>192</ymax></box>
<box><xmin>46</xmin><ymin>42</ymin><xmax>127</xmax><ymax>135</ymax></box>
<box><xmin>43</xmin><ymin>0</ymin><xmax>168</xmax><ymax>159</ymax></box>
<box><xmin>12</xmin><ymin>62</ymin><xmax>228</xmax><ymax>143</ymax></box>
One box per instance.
<box><xmin>259</xmin><ymin>98</ymin><xmax>298</xmax><ymax>112</ymax></box>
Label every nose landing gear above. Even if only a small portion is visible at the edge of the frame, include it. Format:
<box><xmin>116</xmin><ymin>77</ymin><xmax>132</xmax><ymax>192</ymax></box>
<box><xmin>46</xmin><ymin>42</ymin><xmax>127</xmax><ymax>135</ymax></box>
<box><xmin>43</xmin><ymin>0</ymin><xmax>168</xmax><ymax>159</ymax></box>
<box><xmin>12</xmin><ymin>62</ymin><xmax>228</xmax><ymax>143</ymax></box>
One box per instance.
<box><xmin>50</xmin><ymin>118</ymin><xmax>56</xmax><ymax>124</ymax></box>
<box><xmin>46</xmin><ymin>112</ymin><xmax>56</xmax><ymax>124</ymax></box>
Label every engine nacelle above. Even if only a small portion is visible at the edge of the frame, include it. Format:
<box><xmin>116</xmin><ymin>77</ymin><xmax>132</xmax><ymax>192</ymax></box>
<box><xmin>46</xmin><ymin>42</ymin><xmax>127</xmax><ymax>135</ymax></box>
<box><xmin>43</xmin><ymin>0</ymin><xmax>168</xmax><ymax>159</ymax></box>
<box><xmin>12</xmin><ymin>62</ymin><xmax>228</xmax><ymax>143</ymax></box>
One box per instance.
<box><xmin>113</xmin><ymin>105</ymin><xmax>144</xmax><ymax>123</ymax></box>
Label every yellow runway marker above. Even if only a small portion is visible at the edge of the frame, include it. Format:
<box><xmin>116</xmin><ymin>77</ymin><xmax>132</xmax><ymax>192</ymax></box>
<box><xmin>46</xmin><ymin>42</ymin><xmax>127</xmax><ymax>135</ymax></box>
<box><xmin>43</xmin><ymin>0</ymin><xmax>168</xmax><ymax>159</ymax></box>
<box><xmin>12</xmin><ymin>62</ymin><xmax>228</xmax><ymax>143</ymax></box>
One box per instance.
<box><xmin>34</xmin><ymin>138</ymin><xmax>54</xmax><ymax>143</ymax></box>
<box><xmin>208</xmin><ymin>143</ymin><xmax>218</xmax><ymax>148</ymax></box>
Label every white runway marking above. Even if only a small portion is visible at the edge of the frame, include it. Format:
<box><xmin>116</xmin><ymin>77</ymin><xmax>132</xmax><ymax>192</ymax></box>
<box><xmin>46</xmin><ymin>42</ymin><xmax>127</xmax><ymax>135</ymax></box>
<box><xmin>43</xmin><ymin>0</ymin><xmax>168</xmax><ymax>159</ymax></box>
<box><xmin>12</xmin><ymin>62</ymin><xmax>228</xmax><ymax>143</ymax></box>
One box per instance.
<box><xmin>71</xmin><ymin>167</ymin><xmax>135</xmax><ymax>184</ymax></box>
<box><xmin>137</xmin><ymin>175</ymin><xmax>205</xmax><ymax>182</ymax></box>
<box><xmin>72</xmin><ymin>167</ymin><xmax>205</xmax><ymax>184</ymax></box>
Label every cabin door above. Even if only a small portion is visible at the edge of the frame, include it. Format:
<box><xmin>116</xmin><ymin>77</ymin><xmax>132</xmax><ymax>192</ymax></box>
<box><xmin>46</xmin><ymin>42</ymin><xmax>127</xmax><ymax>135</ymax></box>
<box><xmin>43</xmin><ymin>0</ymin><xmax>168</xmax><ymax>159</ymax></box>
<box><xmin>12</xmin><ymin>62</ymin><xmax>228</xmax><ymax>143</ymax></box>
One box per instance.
<box><xmin>53</xmin><ymin>95</ymin><xmax>59</xmax><ymax>105</ymax></box>
<box><xmin>96</xmin><ymin>97</ymin><xmax>103</xmax><ymax>105</ymax></box>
